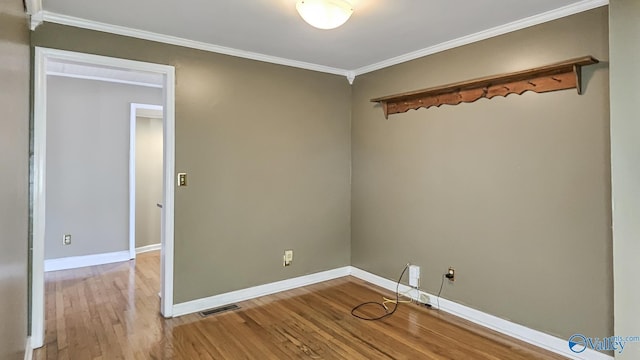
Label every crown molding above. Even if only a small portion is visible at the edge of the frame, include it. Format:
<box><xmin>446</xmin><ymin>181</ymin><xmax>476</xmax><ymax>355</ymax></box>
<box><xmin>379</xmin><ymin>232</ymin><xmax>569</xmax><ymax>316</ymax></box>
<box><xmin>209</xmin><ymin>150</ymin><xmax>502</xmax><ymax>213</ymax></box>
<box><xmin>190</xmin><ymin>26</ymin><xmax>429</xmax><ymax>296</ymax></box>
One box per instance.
<box><xmin>30</xmin><ymin>11</ymin><xmax>44</xmax><ymax>31</ymax></box>
<box><xmin>26</xmin><ymin>0</ymin><xmax>44</xmax><ymax>30</ymax></box>
<box><xmin>37</xmin><ymin>0</ymin><xmax>608</xmax><ymax>82</ymax></box>
<box><xmin>352</xmin><ymin>0</ymin><xmax>609</xmax><ymax>76</ymax></box>
<box><xmin>25</xmin><ymin>0</ymin><xmax>42</xmax><ymax>15</ymax></box>
<box><xmin>346</xmin><ymin>71</ymin><xmax>356</xmax><ymax>85</ymax></box>
<box><xmin>39</xmin><ymin>11</ymin><xmax>351</xmax><ymax>79</ymax></box>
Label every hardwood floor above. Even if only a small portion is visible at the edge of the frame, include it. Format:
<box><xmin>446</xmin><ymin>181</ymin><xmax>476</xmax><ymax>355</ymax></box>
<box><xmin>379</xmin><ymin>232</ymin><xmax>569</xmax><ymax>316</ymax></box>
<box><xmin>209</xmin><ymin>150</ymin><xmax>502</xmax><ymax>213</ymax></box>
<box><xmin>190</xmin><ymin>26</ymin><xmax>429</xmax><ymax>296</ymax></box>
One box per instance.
<box><xmin>34</xmin><ymin>252</ymin><xmax>567</xmax><ymax>359</ymax></box>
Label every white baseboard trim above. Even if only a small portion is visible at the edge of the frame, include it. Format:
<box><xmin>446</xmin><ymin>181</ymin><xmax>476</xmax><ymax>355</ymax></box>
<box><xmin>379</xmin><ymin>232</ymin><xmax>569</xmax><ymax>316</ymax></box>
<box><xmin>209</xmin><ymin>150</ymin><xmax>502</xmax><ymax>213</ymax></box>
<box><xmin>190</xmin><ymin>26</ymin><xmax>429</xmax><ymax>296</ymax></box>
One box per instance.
<box><xmin>24</xmin><ymin>337</ymin><xmax>33</xmax><ymax>360</ymax></box>
<box><xmin>44</xmin><ymin>250</ymin><xmax>131</xmax><ymax>272</ymax></box>
<box><xmin>349</xmin><ymin>267</ymin><xmax>612</xmax><ymax>360</ymax></box>
<box><xmin>350</xmin><ymin>267</ymin><xmax>419</xmax><ymax>299</ymax></box>
<box><xmin>136</xmin><ymin>243</ymin><xmax>161</xmax><ymax>254</ymax></box>
<box><xmin>172</xmin><ymin>266</ymin><xmax>351</xmax><ymax>317</ymax></box>
<box><xmin>167</xmin><ymin>264</ymin><xmax>611</xmax><ymax>359</ymax></box>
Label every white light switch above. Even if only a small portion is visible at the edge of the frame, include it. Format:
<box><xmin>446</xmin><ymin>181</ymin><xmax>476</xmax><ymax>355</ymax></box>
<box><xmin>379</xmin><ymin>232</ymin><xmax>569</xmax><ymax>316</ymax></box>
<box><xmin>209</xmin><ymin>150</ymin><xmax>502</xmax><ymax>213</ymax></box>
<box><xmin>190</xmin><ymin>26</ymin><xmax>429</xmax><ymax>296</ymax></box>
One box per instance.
<box><xmin>178</xmin><ymin>173</ymin><xmax>187</xmax><ymax>187</ymax></box>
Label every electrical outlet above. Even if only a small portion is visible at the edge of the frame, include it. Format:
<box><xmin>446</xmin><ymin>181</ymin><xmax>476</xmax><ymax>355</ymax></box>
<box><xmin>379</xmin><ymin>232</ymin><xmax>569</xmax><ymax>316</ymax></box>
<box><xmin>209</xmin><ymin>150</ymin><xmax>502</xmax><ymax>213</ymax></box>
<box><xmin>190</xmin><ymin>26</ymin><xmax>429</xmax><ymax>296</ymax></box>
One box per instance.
<box><xmin>446</xmin><ymin>267</ymin><xmax>455</xmax><ymax>281</ymax></box>
<box><xmin>63</xmin><ymin>234</ymin><xmax>71</xmax><ymax>245</ymax></box>
<box><xmin>418</xmin><ymin>291</ymin><xmax>430</xmax><ymax>305</ymax></box>
<box><xmin>409</xmin><ymin>265</ymin><xmax>420</xmax><ymax>287</ymax></box>
<box><xmin>283</xmin><ymin>249</ymin><xmax>293</xmax><ymax>266</ymax></box>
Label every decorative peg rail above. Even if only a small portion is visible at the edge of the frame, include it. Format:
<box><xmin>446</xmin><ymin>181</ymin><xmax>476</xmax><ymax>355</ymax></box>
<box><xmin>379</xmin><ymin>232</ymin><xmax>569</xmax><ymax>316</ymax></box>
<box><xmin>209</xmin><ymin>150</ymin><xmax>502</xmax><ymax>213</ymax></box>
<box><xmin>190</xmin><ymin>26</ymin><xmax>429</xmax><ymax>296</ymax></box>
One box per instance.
<box><xmin>370</xmin><ymin>56</ymin><xmax>599</xmax><ymax>119</ymax></box>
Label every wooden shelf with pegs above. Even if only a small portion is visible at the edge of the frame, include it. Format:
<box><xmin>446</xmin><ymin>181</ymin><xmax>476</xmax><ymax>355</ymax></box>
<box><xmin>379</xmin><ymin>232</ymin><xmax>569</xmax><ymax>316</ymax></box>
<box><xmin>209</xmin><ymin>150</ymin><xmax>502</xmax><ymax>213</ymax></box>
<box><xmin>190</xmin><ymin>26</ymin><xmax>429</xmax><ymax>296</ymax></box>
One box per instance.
<box><xmin>370</xmin><ymin>56</ymin><xmax>599</xmax><ymax>119</ymax></box>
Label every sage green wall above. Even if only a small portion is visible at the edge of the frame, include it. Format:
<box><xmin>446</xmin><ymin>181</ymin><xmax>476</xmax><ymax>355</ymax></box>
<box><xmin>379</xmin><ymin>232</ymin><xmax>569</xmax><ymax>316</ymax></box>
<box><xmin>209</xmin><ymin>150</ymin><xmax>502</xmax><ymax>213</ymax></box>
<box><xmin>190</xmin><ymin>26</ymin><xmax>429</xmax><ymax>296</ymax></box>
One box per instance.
<box><xmin>351</xmin><ymin>7</ymin><xmax>611</xmax><ymax>341</ymax></box>
<box><xmin>0</xmin><ymin>1</ymin><xmax>29</xmax><ymax>359</ymax></box>
<box><xmin>609</xmin><ymin>1</ymin><xmax>640</xmax><ymax>359</ymax></box>
<box><xmin>32</xmin><ymin>23</ymin><xmax>352</xmax><ymax>304</ymax></box>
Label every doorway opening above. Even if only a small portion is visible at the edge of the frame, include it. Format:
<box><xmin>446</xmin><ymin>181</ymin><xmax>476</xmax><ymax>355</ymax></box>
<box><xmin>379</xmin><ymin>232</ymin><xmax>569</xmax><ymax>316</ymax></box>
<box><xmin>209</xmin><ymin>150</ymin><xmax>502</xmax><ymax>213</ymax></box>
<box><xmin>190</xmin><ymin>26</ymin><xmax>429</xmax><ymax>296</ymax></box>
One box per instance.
<box><xmin>32</xmin><ymin>47</ymin><xmax>176</xmax><ymax>348</ymax></box>
<box><xmin>130</xmin><ymin>103</ymin><xmax>164</xmax><ymax>259</ymax></box>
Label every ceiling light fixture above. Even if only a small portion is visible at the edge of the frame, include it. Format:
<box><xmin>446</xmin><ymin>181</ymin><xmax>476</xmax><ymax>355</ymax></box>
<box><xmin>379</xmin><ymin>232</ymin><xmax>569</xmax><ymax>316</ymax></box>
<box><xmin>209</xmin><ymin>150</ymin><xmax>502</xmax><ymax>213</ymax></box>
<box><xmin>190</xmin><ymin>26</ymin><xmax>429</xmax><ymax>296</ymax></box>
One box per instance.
<box><xmin>296</xmin><ymin>0</ymin><xmax>353</xmax><ymax>30</ymax></box>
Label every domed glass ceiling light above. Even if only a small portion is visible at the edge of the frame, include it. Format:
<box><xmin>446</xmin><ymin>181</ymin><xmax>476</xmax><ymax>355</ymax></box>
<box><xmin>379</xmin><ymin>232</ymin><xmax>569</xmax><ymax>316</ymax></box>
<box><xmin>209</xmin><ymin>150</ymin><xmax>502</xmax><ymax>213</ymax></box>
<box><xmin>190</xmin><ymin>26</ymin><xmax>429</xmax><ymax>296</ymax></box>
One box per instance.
<box><xmin>296</xmin><ymin>0</ymin><xmax>354</xmax><ymax>30</ymax></box>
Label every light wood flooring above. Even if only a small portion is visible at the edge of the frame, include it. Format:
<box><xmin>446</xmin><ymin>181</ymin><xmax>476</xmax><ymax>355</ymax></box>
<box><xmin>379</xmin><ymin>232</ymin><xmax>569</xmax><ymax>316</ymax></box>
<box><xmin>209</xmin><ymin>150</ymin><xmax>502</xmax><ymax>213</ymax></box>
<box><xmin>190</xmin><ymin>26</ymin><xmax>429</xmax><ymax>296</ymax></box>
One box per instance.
<box><xmin>34</xmin><ymin>252</ymin><xmax>567</xmax><ymax>359</ymax></box>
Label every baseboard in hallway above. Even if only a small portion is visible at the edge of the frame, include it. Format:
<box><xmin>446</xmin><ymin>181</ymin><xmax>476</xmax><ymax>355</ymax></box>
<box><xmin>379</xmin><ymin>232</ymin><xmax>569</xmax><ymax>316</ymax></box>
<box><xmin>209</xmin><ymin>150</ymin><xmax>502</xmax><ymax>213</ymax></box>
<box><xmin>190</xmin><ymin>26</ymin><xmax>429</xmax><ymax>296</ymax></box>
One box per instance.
<box><xmin>44</xmin><ymin>250</ymin><xmax>131</xmax><ymax>272</ymax></box>
<box><xmin>135</xmin><ymin>243</ymin><xmax>161</xmax><ymax>254</ymax></box>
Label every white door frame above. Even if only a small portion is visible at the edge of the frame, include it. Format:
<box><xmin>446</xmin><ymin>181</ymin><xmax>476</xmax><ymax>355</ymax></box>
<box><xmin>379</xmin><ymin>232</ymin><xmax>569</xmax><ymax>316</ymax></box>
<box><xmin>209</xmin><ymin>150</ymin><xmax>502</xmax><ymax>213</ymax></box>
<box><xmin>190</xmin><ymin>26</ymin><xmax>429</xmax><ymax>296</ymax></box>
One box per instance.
<box><xmin>32</xmin><ymin>47</ymin><xmax>176</xmax><ymax>348</ymax></box>
<box><xmin>129</xmin><ymin>103</ymin><xmax>164</xmax><ymax>259</ymax></box>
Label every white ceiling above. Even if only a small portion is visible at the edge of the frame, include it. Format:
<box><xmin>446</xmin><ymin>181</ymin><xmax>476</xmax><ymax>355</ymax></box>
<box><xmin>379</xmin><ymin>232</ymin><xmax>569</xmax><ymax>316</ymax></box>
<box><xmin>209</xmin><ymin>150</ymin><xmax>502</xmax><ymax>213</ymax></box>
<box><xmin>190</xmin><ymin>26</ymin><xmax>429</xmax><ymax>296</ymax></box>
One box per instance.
<box><xmin>35</xmin><ymin>0</ymin><xmax>607</xmax><ymax>78</ymax></box>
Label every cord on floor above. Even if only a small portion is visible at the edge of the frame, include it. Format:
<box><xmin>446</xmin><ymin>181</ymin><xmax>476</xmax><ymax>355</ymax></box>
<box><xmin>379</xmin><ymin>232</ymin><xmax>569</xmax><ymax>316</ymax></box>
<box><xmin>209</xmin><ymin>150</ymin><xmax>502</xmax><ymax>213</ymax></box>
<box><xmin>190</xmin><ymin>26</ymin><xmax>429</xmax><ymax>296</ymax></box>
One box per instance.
<box><xmin>351</xmin><ymin>264</ymin><xmax>409</xmax><ymax>321</ymax></box>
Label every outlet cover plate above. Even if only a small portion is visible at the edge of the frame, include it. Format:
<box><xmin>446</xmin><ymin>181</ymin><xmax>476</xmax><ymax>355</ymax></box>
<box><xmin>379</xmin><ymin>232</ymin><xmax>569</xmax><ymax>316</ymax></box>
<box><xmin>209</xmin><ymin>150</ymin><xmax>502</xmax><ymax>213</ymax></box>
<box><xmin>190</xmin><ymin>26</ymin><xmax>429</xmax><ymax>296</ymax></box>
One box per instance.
<box><xmin>418</xmin><ymin>291</ymin><xmax>430</xmax><ymax>305</ymax></box>
<box><xmin>283</xmin><ymin>250</ymin><xmax>293</xmax><ymax>266</ymax></box>
<box><xmin>409</xmin><ymin>265</ymin><xmax>420</xmax><ymax>287</ymax></box>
